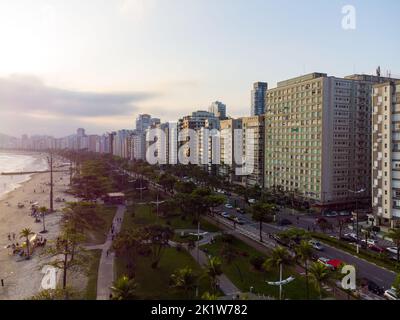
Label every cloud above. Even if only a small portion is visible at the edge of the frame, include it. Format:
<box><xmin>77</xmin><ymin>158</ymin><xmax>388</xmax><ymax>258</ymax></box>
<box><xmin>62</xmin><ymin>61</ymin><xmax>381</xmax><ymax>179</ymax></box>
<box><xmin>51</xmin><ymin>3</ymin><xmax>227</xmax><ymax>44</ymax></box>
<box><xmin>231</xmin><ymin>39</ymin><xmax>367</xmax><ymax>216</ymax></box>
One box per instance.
<box><xmin>117</xmin><ymin>0</ymin><xmax>156</xmax><ymax>20</ymax></box>
<box><xmin>0</xmin><ymin>75</ymin><xmax>158</xmax><ymax>118</ymax></box>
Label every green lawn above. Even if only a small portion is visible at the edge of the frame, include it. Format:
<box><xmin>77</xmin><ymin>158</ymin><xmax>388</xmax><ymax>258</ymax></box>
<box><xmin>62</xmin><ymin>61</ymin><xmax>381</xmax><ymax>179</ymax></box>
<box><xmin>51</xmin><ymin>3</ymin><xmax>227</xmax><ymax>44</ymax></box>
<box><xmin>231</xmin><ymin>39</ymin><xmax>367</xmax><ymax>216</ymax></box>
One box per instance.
<box><xmin>202</xmin><ymin>236</ymin><xmax>322</xmax><ymax>300</ymax></box>
<box><xmin>123</xmin><ymin>204</ymin><xmax>220</xmax><ymax>233</ymax></box>
<box><xmin>84</xmin><ymin>249</ymin><xmax>102</xmax><ymax>300</ymax></box>
<box><xmin>115</xmin><ymin>247</ymin><xmax>213</xmax><ymax>299</ymax></box>
<box><xmin>87</xmin><ymin>205</ymin><xmax>117</xmax><ymax>245</ymax></box>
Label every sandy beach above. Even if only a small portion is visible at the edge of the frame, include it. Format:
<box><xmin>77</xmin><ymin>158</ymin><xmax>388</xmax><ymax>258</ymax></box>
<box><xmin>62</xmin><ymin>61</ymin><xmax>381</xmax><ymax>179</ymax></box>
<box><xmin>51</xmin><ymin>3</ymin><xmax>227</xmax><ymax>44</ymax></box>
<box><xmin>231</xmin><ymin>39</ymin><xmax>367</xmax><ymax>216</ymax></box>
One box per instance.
<box><xmin>0</xmin><ymin>154</ymin><xmax>76</xmax><ymax>300</ymax></box>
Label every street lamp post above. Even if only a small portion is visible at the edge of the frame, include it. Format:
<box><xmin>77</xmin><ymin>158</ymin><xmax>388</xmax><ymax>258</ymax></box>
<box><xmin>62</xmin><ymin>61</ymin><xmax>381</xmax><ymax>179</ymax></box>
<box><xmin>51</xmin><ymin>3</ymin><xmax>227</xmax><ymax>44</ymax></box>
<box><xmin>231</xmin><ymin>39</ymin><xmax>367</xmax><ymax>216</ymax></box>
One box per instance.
<box><xmin>348</xmin><ymin>188</ymin><xmax>366</xmax><ymax>253</ymax></box>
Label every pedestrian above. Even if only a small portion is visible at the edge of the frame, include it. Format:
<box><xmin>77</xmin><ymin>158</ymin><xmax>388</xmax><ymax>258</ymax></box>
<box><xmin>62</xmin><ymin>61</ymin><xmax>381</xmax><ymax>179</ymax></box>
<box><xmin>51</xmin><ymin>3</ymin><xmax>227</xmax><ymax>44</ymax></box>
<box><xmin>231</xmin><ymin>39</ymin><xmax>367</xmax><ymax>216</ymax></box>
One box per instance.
<box><xmin>8</xmin><ymin>234</ymin><xmax>11</xmax><ymax>241</ymax></box>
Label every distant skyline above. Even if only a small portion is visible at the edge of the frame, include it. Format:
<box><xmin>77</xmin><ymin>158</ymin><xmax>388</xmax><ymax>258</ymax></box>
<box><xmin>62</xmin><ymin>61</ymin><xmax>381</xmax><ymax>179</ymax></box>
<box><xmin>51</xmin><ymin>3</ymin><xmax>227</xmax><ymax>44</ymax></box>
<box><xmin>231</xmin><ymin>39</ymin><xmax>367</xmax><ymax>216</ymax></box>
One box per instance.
<box><xmin>0</xmin><ymin>0</ymin><xmax>399</xmax><ymax>137</ymax></box>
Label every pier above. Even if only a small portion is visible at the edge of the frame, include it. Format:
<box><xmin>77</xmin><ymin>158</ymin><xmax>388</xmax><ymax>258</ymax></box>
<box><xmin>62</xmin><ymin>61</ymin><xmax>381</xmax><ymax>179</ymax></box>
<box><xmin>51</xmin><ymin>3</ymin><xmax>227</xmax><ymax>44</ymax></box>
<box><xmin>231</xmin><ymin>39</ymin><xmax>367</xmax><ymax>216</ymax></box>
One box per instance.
<box><xmin>1</xmin><ymin>170</ymin><xmax>69</xmax><ymax>176</ymax></box>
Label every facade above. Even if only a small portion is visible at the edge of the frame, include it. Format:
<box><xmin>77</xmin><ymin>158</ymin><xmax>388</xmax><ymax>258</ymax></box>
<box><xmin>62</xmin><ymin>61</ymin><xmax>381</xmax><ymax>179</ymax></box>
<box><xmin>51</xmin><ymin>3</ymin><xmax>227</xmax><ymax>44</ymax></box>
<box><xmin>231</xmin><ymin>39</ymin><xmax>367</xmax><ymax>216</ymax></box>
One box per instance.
<box><xmin>208</xmin><ymin>101</ymin><xmax>227</xmax><ymax>119</ymax></box>
<box><xmin>372</xmin><ymin>80</ymin><xmax>400</xmax><ymax>228</ymax></box>
<box><xmin>241</xmin><ymin>116</ymin><xmax>265</xmax><ymax>187</ymax></box>
<box><xmin>265</xmin><ymin>72</ymin><xmax>392</xmax><ymax>206</ymax></box>
<box><xmin>219</xmin><ymin>119</ymin><xmax>243</xmax><ymax>182</ymax></box>
<box><xmin>251</xmin><ymin>82</ymin><xmax>268</xmax><ymax>116</ymax></box>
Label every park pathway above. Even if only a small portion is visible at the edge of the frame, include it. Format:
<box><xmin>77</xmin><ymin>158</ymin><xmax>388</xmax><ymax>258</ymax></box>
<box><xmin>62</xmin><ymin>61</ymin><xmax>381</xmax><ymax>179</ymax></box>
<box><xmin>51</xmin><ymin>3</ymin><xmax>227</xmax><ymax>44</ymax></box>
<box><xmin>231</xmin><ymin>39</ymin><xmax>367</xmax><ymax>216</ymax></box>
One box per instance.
<box><xmin>182</xmin><ymin>229</ymin><xmax>241</xmax><ymax>298</ymax></box>
<box><xmin>94</xmin><ymin>205</ymin><xmax>126</xmax><ymax>300</ymax></box>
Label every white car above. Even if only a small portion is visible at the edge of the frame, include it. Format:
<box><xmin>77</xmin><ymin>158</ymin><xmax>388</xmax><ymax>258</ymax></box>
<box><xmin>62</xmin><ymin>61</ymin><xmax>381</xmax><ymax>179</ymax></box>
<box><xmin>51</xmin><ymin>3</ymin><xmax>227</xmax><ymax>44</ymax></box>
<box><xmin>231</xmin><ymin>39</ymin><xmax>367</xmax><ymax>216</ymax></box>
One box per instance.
<box><xmin>248</xmin><ymin>199</ymin><xmax>256</xmax><ymax>204</ymax></box>
<box><xmin>361</xmin><ymin>239</ymin><xmax>378</xmax><ymax>246</ymax></box>
<box><xmin>225</xmin><ymin>204</ymin><xmax>233</xmax><ymax>209</ymax></box>
<box><xmin>386</xmin><ymin>247</ymin><xmax>398</xmax><ymax>255</ymax></box>
<box><xmin>344</xmin><ymin>233</ymin><xmax>358</xmax><ymax>240</ymax></box>
<box><xmin>309</xmin><ymin>240</ymin><xmax>324</xmax><ymax>251</ymax></box>
<box><xmin>384</xmin><ymin>289</ymin><xmax>398</xmax><ymax>300</ymax></box>
<box><xmin>221</xmin><ymin>212</ymin><xmax>230</xmax><ymax>218</ymax></box>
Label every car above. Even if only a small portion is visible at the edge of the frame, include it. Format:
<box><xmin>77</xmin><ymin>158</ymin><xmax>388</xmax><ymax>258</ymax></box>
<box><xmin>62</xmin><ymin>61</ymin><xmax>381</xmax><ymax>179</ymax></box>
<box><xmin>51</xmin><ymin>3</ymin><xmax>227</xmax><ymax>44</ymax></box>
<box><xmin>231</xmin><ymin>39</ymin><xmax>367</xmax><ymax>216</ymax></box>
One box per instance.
<box><xmin>384</xmin><ymin>289</ymin><xmax>399</xmax><ymax>300</ymax></box>
<box><xmin>309</xmin><ymin>240</ymin><xmax>324</xmax><ymax>251</ymax></box>
<box><xmin>360</xmin><ymin>278</ymin><xmax>385</xmax><ymax>296</ymax></box>
<box><xmin>368</xmin><ymin>244</ymin><xmax>385</xmax><ymax>253</ymax></box>
<box><xmin>323</xmin><ymin>211</ymin><xmax>338</xmax><ymax>217</ymax></box>
<box><xmin>361</xmin><ymin>239</ymin><xmax>378</xmax><ymax>246</ymax></box>
<box><xmin>341</xmin><ymin>235</ymin><xmax>358</xmax><ymax>243</ymax></box>
<box><xmin>386</xmin><ymin>247</ymin><xmax>398</xmax><ymax>255</ymax></box>
<box><xmin>225</xmin><ymin>203</ymin><xmax>233</xmax><ymax>209</ymax></box>
<box><xmin>277</xmin><ymin>219</ymin><xmax>292</xmax><ymax>226</ymax></box>
<box><xmin>221</xmin><ymin>212</ymin><xmax>230</xmax><ymax>218</ymax></box>
<box><xmin>344</xmin><ymin>233</ymin><xmax>358</xmax><ymax>240</ymax></box>
<box><xmin>236</xmin><ymin>208</ymin><xmax>245</xmax><ymax>214</ymax></box>
<box><xmin>317</xmin><ymin>257</ymin><xmax>343</xmax><ymax>270</ymax></box>
<box><xmin>317</xmin><ymin>257</ymin><xmax>335</xmax><ymax>270</ymax></box>
<box><xmin>248</xmin><ymin>199</ymin><xmax>256</xmax><ymax>204</ymax></box>
<box><xmin>339</xmin><ymin>211</ymin><xmax>351</xmax><ymax>216</ymax></box>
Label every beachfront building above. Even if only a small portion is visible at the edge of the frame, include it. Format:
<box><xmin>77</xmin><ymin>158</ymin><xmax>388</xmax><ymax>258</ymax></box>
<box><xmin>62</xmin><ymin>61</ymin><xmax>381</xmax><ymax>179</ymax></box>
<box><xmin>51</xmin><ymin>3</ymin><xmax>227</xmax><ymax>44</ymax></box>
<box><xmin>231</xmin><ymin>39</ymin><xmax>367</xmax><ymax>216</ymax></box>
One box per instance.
<box><xmin>372</xmin><ymin>80</ymin><xmax>400</xmax><ymax>228</ymax></box>
<box><xmin>240</xmin><ymin>115</ymin><xmax>265</xmax><ymax>187</ymax></box>
<box><xmin>265</xmin><ymin>72</ymin><xmax>394</xmax><ymax>208</ymax></box>
<box><xmin>208</xmin><ymin>101</ymin><xmax>227</xmax><ymax>120</ymax></box>
<box><xmin>219</xmin><ymin>118</ymin><xmax>243</xmax><ymax>182</ymax></box>
<box><xmin>251</xmin><ymin>82</ymin><xmax>268</xmax><ymax>116</ymax></box>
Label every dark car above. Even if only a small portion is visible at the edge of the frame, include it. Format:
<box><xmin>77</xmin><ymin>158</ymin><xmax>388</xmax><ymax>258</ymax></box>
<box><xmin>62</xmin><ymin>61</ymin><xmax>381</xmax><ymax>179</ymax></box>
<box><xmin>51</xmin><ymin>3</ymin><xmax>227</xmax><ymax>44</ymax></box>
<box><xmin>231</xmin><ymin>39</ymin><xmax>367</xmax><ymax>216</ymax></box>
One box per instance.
<box><xmin>368</xmin><ymin>244</ymin><xmax>385</xmax><ymax>254</ymax></box>
<box><xmin>277</xmin><ymin>219</ymin><xmax>292</xmax><ymax>226</ymax></box>
<box><xmin>340</xmin><ymin>235</ymin><xmax>358</xmax><ymax>243</ymax></box>
<box><xmin>360</xmin><ymin>278</ymin><xmax>385</xmax><ymax>296</ymax></box>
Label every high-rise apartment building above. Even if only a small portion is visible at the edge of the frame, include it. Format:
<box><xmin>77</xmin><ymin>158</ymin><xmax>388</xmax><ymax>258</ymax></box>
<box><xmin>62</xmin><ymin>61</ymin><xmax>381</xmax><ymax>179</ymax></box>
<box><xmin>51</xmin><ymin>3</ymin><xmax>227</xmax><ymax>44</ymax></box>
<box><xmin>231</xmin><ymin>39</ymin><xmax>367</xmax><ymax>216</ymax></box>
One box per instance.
<box><xmin>209</xmin><ymin>101</ymin><xmax>227</xmax><ymax>119</ymax></box>
<box><xmin>265</xmin><ymin>72</ymin><xmax>391</xmax><ymax>207</ymax></box>
<box><xmin>372</xmin><ymin>80</ymin><xmax>400</xmax><ymax>228</ymax></box>
<box><xmin>251</xmin><ymin>82</ymin><xmax>268</xmax><ymax>116</ymax></box>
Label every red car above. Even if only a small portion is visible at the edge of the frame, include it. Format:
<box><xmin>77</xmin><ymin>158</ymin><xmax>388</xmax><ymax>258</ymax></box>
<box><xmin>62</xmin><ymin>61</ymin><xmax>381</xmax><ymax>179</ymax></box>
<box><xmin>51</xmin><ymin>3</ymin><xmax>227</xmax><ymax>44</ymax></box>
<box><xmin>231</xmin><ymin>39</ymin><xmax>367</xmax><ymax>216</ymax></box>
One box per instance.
<box><xmin>368</xmin><ymin>244</ymin><xmax>385</xmax><ymax>253</ymax></box>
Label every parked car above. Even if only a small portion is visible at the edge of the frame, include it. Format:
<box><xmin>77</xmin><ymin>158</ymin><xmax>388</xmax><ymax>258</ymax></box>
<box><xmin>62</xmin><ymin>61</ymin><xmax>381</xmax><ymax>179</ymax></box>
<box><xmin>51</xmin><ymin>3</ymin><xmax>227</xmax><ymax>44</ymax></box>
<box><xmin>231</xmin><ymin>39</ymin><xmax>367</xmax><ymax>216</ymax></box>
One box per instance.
<box><xmin>221</xmin><ymin>212</ymin><xmax>230</xmax><ymax>218</ymax></box>
<box><xmin>360</xmin><ymin>278</ymin><xmax>385</xmax><ymax>296</ymax></box>
<box><xmin>344</xmin><ymin>233</ymin><xmax>358</xmax><ymax>241</ymax></box>
<box><xmin>361</xmin><ymin>239</ymin><xmax>378</xmax><ymax>246</ymax></box>
<box><xmin>309</xmin><ymin>240</ymin><xmax>324</xmax><ymax>251</ymax></box>
<box><xmin>339</xmin><ymin>211</ymin><xmax>351</xmax><ymax>216</ymax></box>
<box><xmin>248</xmin><ymin>199</ymin><xmax>256</xmax><ymax>204</ymax></box>
<box><xmin>277</xmin><ymin>219</ymin><xmax>292</xmax><ymax>226</ymax></box>
<box><xmin>368</xmin><ymin>244</ymin><xmax>385</xmax><ymax>253</ymax></box>
<box><xmin>236</xmin><ymin>208</ymin><xmax>245</xmax><ymax>214</ymax></box>
<box><xmin>225</xmin><ymin>203</ymin><xmax>233</xmax><ymax>209</ymax></box>
<box><xmin>384</xmin><ymin>289</ymin><xmax>399</xmax><ymax>300</ymax></box>
<box><xmin>323</xmin><ymin>211</ymin><xmax>338</xmax><ymax>218</ymax></box>
<box><xmin>386</xmin><ymin>247</ymin><xmax>398</xmax><ymax>255</ymax></box>
<box><xmin>341</xmin><ymin>235</ymin><xmax>358</xmax><ymax>243</ymax></box>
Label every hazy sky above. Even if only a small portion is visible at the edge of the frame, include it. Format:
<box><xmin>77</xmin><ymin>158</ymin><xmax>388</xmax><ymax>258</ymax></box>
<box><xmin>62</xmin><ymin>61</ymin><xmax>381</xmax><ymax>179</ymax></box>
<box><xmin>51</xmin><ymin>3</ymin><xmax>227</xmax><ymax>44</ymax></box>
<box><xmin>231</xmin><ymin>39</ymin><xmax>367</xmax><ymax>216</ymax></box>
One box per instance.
<box><xmin>0</xmin><ymin>0</ymin><xmax>399</xmax><ymax>137</ymax></box>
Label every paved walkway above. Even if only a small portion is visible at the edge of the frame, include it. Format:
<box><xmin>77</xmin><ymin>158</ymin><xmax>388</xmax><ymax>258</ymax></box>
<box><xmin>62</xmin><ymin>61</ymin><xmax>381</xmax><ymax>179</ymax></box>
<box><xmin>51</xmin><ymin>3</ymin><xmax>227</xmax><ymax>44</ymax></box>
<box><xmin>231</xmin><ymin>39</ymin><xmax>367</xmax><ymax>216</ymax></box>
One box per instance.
<box><xmin>92</xmin><ymin>205</ymin><xmax>126</xmax><ymax>300</ymax></box>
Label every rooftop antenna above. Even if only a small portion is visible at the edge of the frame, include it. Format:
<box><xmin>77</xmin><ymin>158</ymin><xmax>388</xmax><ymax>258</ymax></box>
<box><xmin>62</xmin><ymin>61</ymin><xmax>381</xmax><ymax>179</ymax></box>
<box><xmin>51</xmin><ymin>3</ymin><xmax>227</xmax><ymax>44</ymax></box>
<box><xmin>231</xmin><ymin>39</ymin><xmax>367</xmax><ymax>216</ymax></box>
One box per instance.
<box><xmin>376</xmin><ymin>66</ymin><xmax>381</xmax><ymax>77</ymax></box>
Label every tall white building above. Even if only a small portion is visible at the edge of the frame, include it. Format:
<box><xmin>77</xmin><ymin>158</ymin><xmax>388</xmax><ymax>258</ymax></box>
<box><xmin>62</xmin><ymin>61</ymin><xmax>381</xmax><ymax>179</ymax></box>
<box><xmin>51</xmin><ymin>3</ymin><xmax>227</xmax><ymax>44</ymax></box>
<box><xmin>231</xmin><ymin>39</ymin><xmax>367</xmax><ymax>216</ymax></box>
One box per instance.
<box><xmin>209</xmin><ymin>101</ymin><xmax>227</xmax><ymax>119</ymax></box>
<box><xmin>372</xmin><ymin>80</ymin><xmax>400</xmax><ymax>228</ymax></box>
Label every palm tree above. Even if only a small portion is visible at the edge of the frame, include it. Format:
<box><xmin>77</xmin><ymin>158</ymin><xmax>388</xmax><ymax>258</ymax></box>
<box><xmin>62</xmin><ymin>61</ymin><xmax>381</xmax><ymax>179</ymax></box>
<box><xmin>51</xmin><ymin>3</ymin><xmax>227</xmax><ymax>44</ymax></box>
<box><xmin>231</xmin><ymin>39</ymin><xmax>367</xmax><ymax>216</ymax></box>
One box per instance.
<box><xmin>251</xmin><ymin>202</ymin><xmax>275</xmax><ymax>242</ymax></box>
<box><xmin>205</xmin><ymin>257</ymin><xmax>223</xmax><ymax>294</ymax></box>
<box><xmin>110</xmin><ymin>275</ymin><xmax>138</xmax><ymax>300</ymax></box>
<box><xmin>170</xmin><ymin>267</ymin><xmax>198</xmax><ymax>298</ymax></box>
<box><xmin>263</xmin><ymin>246</ymin><xmax>292</xmax><ymax>300</ymax></box>
<box><xmin>386</xmin><ymin>228</ymin><xmax>400</xmax><ymax>262</ymax></box>
<box><xmin>20</xmin><ymin>228</ymin><xmax>35</xmax><ymax>259</ymax></box>
<box><xmin>309</xmin><ymin>262</ymin><xmax>332</xmax><ymax>300</ymax></box>
<box><xmin>39</xmin><ymin>206</ymin><xmax>48</xmax><ymax>234</ymax></box>
<box><xmin>295</xmin><ymin>240</ymin><xmax>314</xmax><ymax>300</ymax></box>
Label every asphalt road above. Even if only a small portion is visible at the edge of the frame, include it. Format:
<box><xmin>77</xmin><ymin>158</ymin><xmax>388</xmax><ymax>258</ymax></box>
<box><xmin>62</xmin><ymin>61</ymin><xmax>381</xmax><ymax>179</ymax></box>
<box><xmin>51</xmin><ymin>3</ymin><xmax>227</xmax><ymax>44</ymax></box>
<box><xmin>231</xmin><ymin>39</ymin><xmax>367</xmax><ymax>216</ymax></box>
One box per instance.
<box><xmin>219</xmin><ymin>200</ymin><xmax>397</xmax><ymax>290</ymax></box>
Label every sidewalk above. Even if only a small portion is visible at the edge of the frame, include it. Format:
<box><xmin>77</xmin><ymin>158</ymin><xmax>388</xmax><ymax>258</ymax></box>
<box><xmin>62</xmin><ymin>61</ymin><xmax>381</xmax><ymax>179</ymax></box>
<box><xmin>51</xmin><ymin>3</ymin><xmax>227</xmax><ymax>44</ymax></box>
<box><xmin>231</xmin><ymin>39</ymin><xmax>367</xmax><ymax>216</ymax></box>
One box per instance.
<box><xmin>90</xmin><ymin>205</ymin><xmax>126</xmax><ymax>300</ymax></box>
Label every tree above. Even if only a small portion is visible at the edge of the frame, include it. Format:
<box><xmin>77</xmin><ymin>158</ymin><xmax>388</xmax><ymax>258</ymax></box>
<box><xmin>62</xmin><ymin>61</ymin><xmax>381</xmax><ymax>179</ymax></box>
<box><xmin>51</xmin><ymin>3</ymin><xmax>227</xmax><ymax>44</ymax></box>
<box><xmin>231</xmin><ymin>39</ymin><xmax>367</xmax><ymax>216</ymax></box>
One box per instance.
<box><xmin>317</xmin><ymin>220</ymin><xmax>333</xmax><ymax>234</ymax></box>
<box><xmin>170</xmin><ymin>267</ymin><xmax>198</xmax><ymax>298</ymax></box>
<box><xmin>205</xmin><ymin>257</ymin><xmax>223</xmax><ymax>294</ymax></box>
<box><xmin>386</xmin><ymin>228</ymin><xmax>400</xmax><ymax>262</ymax></box>
<box><xmin>158</xmin><ymin>173</ymin><xmax>177</xmax><ymax>194</ymax></box>
<box><xmin>42</xmin><ymin>227</ymin><xmax>87</xmax><ymax>292</ymax></box>
<box><xmin>206</xmin><ymin>194</ymin><xmax>226</xmax><ymax>216</ymax></box>
<box><xmin>39</xmin><ymin>206</ymin><xmax>49</xmax><ymax>234</ymax></box>
<box><xmin>251</xmin><ymin>202</ymin><xmax>275</xmax><ymax>242</ymax></box>
<box><xmin>263</xmin><ymin>246</ymin><xmax>293</xmax><ymax>300</ymax></box>
<box><xmin>141</xmin><ymin>224</ymin><xmax>174</xmax><ymax>268</ymax></box>
<box><xmin>295</xmin><ymin>240</ymin><xmax>314</xmax><ymax>300</ymax></box>
<box><xmin>20</xmin><ymin>228</ymin><xmax>34</xmax><ymax>259</ymax></box>
<box><xmin>337</xmin><ymin>218</ymin><xmax>347</xmax><ymax>239</ymax></box>
<box><xmin>112</xmin><ymin>229</ymin><xmax>140</xmax><ymax>276</ymax></box>
<box><xmin>110</xmin><ymin>276</ymin><xmax>138</xmax><ymax>300</ymax></box>
<box><xmin>202</xmin><ymin>292</ymin><xmax>219</xmax><ymax>300</ymax></box>
<box><xmin>30</xmin><ymin>287</ymin><xmax>76</xmax><ymax>300</ymax></box>
<box><xmin>309</xmin><ymin>262</ymin><xmax>332</xmax><ymax>300</ymax></box>
<box><xmin>220</xmin><ymin>243</ymin><xmax>243</xmax><ymax>283</ymax></box>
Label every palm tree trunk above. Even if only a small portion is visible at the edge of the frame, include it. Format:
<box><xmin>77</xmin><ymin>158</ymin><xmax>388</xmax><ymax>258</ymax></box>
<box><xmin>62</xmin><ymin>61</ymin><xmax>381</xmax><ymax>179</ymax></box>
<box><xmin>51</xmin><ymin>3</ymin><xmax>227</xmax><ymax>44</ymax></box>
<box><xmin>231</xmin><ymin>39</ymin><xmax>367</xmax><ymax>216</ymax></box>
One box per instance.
<box><xmin>26</xmin><ymin>238</ymin><xmax>30</xmax><ymax>257</ymax></box>
<box><xmin>305</xmin><ymin>261</ymin><xmax>309</xmax><ymax>300</ymax></box>
<box><xmin>259</xmin><ymin>221</ymin><xmax>263</xmax><ymax>242</ymax></box>
<box><xmin>63</xmin><ymin>253</ymin><xmax>68</xmax><ymax>289</ymax></box>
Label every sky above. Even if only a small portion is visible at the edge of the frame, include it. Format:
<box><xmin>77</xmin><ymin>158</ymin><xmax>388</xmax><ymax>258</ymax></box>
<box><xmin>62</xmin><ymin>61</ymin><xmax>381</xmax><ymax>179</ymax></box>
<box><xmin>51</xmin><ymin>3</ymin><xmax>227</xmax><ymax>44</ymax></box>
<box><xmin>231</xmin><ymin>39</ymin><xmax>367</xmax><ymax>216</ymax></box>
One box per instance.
<box><xmin>0</xmin><ymin>0</ymin><xmax>399</xmax><ymax>137</ymax></box>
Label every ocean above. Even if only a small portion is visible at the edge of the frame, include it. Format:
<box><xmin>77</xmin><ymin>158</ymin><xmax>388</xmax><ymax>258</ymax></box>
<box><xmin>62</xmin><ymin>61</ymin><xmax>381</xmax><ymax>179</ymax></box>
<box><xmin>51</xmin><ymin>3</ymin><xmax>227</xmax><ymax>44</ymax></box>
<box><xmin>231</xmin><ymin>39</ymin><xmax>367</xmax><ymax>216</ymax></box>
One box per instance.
<box><xmin>0</xmin><ymin>152</ymin><xmax>48</xmax><ymax>199</ymax></box>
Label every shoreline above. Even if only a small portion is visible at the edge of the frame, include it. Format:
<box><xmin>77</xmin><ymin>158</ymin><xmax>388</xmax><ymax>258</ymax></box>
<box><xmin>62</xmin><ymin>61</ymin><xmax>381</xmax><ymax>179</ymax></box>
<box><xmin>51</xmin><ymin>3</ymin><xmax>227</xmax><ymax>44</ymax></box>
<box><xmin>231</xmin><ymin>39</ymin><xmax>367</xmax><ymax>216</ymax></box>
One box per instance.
<box><xmin>0</xmin><ymin>156</ymin><xmax>76</xmax><ymax>300</ymax></box>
